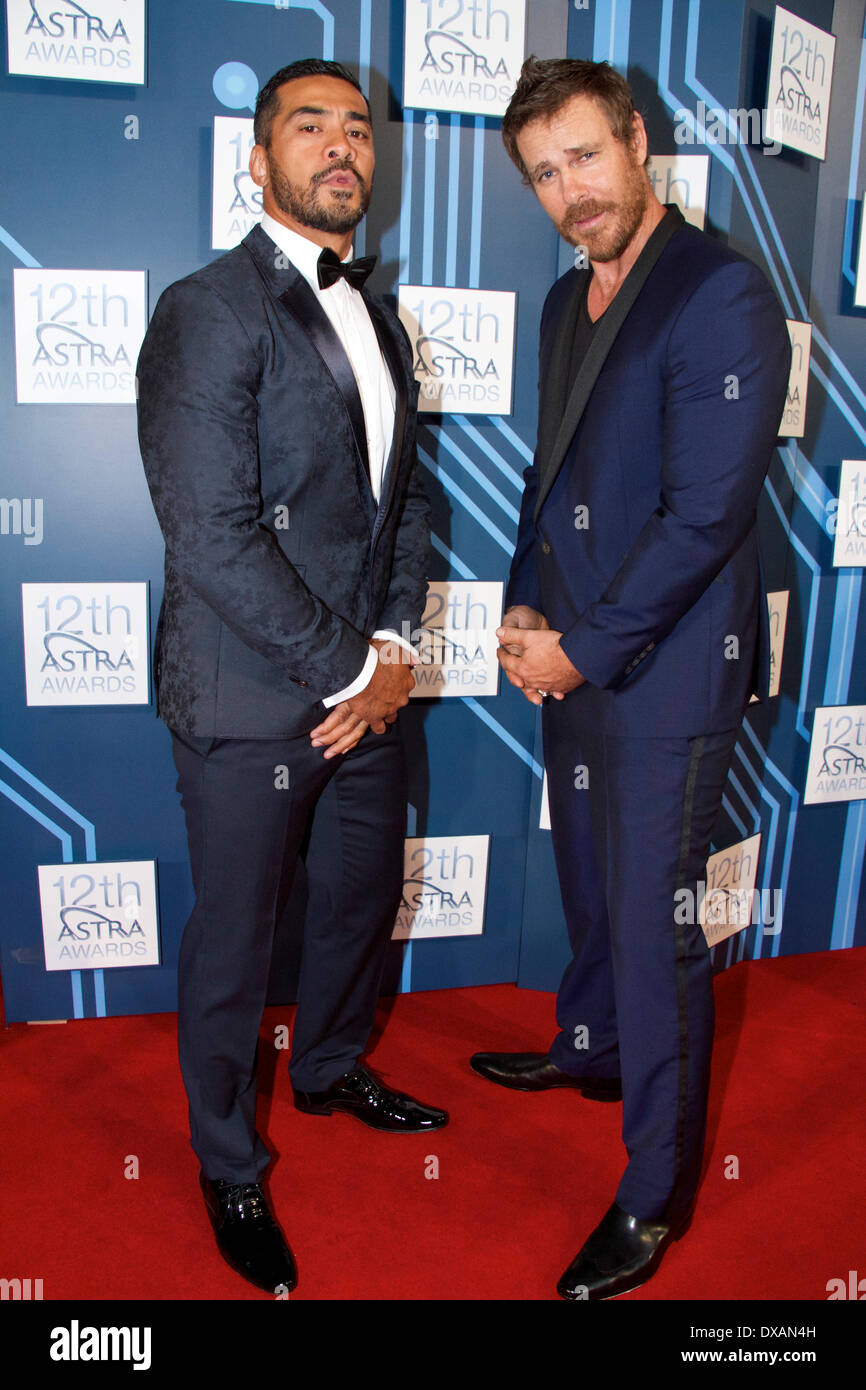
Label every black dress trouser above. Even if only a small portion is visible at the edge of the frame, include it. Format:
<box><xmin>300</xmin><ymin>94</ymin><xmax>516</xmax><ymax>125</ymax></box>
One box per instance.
<box><xmin>543</xmin><ymin>687</ymin><xmax>741</xmax><ymax>1223</ymax></box>
<box><xmin>170</xmin><ymin>723</ymin><xmax>407</xmax><ymax>1183</ymax></box>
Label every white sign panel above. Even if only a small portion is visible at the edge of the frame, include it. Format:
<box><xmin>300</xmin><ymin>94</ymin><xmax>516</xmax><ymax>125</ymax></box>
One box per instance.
<box><xmin>750</xmin><ymin>589</ymin><xmax>789</xmax><ymax>703</ymax></box>
<box><xmin>402</xmin><ymin>0</ymin><xmax>525</xmax><ymax>117</ymax></box>
<box><xmin>767</xmin><ymin>589</ymin><xmax>789</xmax><ymax>698</ymax></box>
<box><xmin>212</xmin><ymin>116</ymin><xmax>262</xmax><ymax>250</ymax></box>
<box><xmin>38</xmin><ymin>861</ymin><xmax>160</xmax><ymax>971</ymax></box>
<box><xmin>13</xmin><ymin>269</ymin><xmax>145</xmax><ymax>405</ymax></box>
<box><xmin>410</xmin><ymin>580</ymin><xmax>502</xmax><ymax>697</ymax></box>
<box><xmin>766</xmin><ymin>5</ymin><xmax>835</xmax><ymax>160</ymax></box>
<box><xmin>539</xmin><ymin>770</ymin><xmax>550</xmax><ymax>830</ymax></box>
<box><xmin>22</xmin><ymin>582</ymin><xmax>150</xmax><ymax>706</ymax></box>
<box><xmin>833</xmin><ymin>461</ymin><xmax>866</xmax><ymax>567</ymax></box>
<box><xmin>856</xmin><ymin>195</ymin><xmax>866</xmax><ymax>308</ymax></box>
<box><xmin>700</xmin><ymin>834</ymin><xmax>762</xmax><ymax>949</ymax></box>
<box><xmin>781</xmin><ymin>319</ymin><xmax>811</xmax><ymax>438</ymax></box>
<box><xmin>646</xmin><ymin>155</ymin><xmax>708</xmax><ymax>229</ymax></box>
<box><xmin>6</xmin><ymin>0</ymin><xmax>146</xmax><ymax>84</ymax></box>
<box><xmin>393</xmin><ymin>835</ymin><xmax>489</xmax><ymax>939</ymax></box>
<box><xmin>805</xmin><ymin>705</ymin><xmax>866</xmax><ymax>805</ymax></box>
<box><xmin>398</xmin><ymin>285</ymin><xmax>516</xmax><ymax>414</ymax></box>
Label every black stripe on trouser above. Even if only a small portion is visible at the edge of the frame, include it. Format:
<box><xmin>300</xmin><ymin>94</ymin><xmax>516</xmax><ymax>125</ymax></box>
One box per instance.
<box><xmin>669</xmin><ymin>735</ymin><xmax>706</xmax><ymax>1222</ymax></box>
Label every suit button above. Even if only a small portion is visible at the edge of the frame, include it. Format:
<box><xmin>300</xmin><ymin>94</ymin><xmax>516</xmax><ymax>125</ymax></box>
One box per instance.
<box><xmin>541</xmin><ymin>542</ymin><xmax>551</xmax><ymax>555</ymax></box>
<box><xmin>298</xmin><ymin>680</ymin><xmax>308</xmax><ymax>687</ymax></box>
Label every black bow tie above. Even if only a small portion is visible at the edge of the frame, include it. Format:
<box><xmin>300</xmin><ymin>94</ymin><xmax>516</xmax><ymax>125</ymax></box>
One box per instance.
<box><xmin>317</xmin><ymin>247</ymin><xmax>376</xmax><ymax>291</ymax></box>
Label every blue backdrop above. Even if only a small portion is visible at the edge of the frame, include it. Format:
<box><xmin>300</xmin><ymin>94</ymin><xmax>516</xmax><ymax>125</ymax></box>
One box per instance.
<box><xmin>1</xmin><ymin>0</ymin><xmax>864</xmax><ymax>1024</ymax></box>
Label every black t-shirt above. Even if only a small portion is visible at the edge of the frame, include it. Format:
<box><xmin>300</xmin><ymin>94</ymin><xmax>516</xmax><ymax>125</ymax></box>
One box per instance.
<box><xmin>566</xmin><ymin>273</ymin><xmax>607</xmax><ymax>394</ymax></box>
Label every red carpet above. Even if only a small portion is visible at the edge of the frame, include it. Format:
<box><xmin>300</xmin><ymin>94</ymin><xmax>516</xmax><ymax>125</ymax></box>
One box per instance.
<box><xmin>1</xmin><ymin>948</ymin><xmax>864</xmax><ymax>1301</ymax></box>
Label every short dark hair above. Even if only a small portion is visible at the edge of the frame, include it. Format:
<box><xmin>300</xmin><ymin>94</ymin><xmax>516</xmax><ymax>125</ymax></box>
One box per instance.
<box><xmin>254</xmin><ymin>59</ymin><xmax>369</xmax><ymax>148</ymax></box>
<box><xmin>502</xmin><ymin>56</ymin><xmax>640</xmax><ymax>182</ymax></box>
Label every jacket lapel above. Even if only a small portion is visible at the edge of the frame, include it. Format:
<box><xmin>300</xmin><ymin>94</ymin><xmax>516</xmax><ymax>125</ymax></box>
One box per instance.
<box><xmin>276</xmin><ymin>274</ymin><xmax>371</xmax><ymax>488</ymax></box>
<box><xmin>243</xmin><ymin>225</ymin><xmax>372</xmax><ymax>502</ymax></box>
<box><xmin>536</xmin><ymin>268</ymin><xmax>587</xmax><ymax>471</ymax></box>
<box><xmin>535</xmin><ymin>205</ymin><xmax>685</xmax><ymax>521</ymax></box>
<box><xmin>362</xmin><ymin>293</ymin><xmax>410</xmax><ymax>522</ymax></box>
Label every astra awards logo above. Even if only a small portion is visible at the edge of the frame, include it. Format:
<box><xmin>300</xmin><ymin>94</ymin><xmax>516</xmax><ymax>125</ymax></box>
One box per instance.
<box><xmin>805</xmin><ymin>705</ymin><xmax>866</xmax><ymax>805</ymax></box>
<box><xmin>6</xmin><ymin>0</ymin><xmax>146</xmax><ymax>84</ymax></box>
<box><xmin>767</xmin><ymin>590</ymin><xmax>789</xmax><ymax>698</ymax></box>
<box><xmin>211</xmin><ymin>63</ymin><xmax>264</xmax><ymax>250</ymax></box>
<box><xmin>694</xmin><ymin>834</ymin><xmax>782</xmax><ymax>946</ymax></box>
<box><xmin>781</xmin><ymin>320</ymin><xmax>811</xmax><ymax>439</ymax></box>
<box><xmin>21</xmin><ymin>582</ymin><xmax>149</xmax><ymax>706</ymax></box>
<box><xmin>38</xmin><ymin>861</ymin><xmax>160</xmax><ymax>971</ymax></box>
<box><xmin>409</xmin><ymin>580</ymin><xmax>502</xmax><ymax>697</ymax></box>
<box><xmin>402</xmin><ymin>0</ymin><xmax>526</xmax><ymax>117</ymax></box>
<box><xmin>397</xmin><ymin>286</ymin><xmax>516</xmax><ymax>414</ymax></box>
<box><xmin>644</xmin><ymin>156</ymin><xmax>708</xmax><ymax>229</ymax></box>
<box><xmin>752</xmin><ymin>590</ymin><xmax>789</xmax><ymax>703</ymax></box>
<box><xmin>393</xmin><ymin>835</ymin><xmax>489</xmax><ymax>940</ymax></box>
<box><xmin>766</xmin><ymin>6</ymin><xmax>836</xmax><ymax>160</ymax></box>
<box><xmin>832</xmin><ymin>462</ymin><xmax>866</xmax><ymax>567</ymax></box>
<box><xmin>13</xmin><ymin>269</ymin><xmax>146</xmax><ymax>405</ymax></box>
<box><xmin>212</xmin><ymin>116</ymin><xmax>262</xmax><ymax>249</ymax></box>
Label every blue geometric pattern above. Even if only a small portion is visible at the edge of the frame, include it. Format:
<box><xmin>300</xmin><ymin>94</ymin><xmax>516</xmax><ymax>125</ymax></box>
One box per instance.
<box><xmin>1</xmin><ymin>0</ymin><xmax>862</xmax><ymax>1022</ymax></box>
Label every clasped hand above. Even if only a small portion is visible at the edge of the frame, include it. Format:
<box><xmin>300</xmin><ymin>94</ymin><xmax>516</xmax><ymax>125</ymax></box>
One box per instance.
<box><xmin>496</xmin><ymin>605</ymin><xmax>584</xmax><ymax>707</ymax></box>
<box><xmin>310</xmin><ymin>637</ymin><xmax>415</xmax><ymax>758</ymax></box>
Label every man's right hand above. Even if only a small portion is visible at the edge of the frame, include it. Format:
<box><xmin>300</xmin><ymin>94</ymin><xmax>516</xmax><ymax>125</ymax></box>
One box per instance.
<box><xmin>499</xmin><ymin>606</ymin><xmax>550</xmax><ymax>645</ymax></box>
<box><xmin>345</xmin><ymin>638</ymin><xmax>415</xmax><ymax>733</ymax></box>
<box><xmin>498</xmin><ymin>606</ymin><xmax>556</xmax><ymax>704</ymax></box>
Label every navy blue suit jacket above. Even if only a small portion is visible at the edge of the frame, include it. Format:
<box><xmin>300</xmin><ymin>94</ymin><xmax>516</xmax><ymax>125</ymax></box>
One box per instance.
<box><xmin>506</xmin><ymin>210</ymin><xmax>791</xmax><ymax>736</ymax></box>
<box><xmin>137</xmin><ymin>224</ymin><xmax>431</xmax><ymax>738</ymax></box>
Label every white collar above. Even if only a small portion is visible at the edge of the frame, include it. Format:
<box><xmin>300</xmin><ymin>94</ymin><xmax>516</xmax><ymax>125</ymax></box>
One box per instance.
<box><xmin>260</xmin><ymin>213</ymin><xmax>353</xmax><ymax>290</ymax></box>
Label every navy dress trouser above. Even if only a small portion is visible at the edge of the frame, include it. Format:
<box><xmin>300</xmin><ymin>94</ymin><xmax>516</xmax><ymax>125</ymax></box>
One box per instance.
<box><xmin>170</xmin><ymin>725</ymin><xmax>407</xmax><ymax>1184</ymax></box>
<box><xmin>542</xmin><ymin>688</ymin><xmax>740</xmax><ymax>1224</ymax></box>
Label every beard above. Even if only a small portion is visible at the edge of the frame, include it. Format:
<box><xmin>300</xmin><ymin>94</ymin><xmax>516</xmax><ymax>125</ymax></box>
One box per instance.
<box><xmin>559</xmin><ymin>157</ymin><xmax>649</xmax><ymax>263</ymax></box>
<box><xmin>266</xmin><ymin>153</ymin><xmax>371</xmax><ymax>234</ymax></box>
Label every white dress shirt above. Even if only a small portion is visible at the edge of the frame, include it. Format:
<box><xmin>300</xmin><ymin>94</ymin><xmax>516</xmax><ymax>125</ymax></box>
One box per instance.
<box><xmin>260</xmin><ymin>213</ymin><xmax>416</xmax><ymax>706</ymax></box>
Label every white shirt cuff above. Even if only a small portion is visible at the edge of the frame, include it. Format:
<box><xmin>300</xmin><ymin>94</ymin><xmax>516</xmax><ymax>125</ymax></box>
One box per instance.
<box><xmin>372</xmin><ymin>628</ymin><xmax>419</xmax><ymax>661</ymax></box>
<box><xmin>321</xmin><ymin>630</ymin><xmax>419</xmax><ymax>708</ymax></box>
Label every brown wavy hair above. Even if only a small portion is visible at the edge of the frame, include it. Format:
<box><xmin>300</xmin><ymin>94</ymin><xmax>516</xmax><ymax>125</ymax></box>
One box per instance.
<box><xmin>502</xmin><ymin>56</ymin><xmax>641</xmax><ymax>183</ymax></box>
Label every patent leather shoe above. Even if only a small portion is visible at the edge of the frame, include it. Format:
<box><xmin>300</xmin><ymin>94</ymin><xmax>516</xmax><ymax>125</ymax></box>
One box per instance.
<box><xmin>200</xmin><ymin>1172</ymin><xmax>297</xmax><ymax>1294</ymax></box>
<box><xmin>470</xmin><ymin>1051</ymin><xmax>622</xmax><ymax>1101</ymax></box>
<box><xmin>557</xmin><ymin>1201</ymin><xmax>692</xmax><ymax>1301</ymax></box>
<box><xmin>293</xmin><ymin>1064</ymin><xmax>448</xmax><ymax>1132</ymax></box>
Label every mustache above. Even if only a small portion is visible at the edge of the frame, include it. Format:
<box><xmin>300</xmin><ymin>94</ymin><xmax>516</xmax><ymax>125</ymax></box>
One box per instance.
<box><xmin>564</xmin><ymin>201</ymin><xmax>612</xmax><ymax>224</ymax></box>
<box><xmin>312</xmin><ymin>159</ymin><xmax>364</xmax><ymax>188</ymax></box>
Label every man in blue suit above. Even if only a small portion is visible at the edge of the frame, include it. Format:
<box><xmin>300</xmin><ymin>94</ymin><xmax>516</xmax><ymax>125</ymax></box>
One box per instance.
<box><xmin>470</xmin><ymin>58</ymin><xmax>790</xmax><ymax>1299</ymax></box>
<box><xmin>137</xmin><ymin>60</ymin><xmax>446</xmax><ymax>1295</ymax></box>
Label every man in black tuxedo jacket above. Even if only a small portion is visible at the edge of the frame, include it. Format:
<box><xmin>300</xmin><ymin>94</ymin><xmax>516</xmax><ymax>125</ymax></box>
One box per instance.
<box><xmin>137</xmin><ymin>59</ymin><xmax>447</xmax><ymax>1295</ymax></box>
<box><xmin>471</xmin><ymin>58</ymin><xmax>790</xmax><ymax>1300</ymax></box>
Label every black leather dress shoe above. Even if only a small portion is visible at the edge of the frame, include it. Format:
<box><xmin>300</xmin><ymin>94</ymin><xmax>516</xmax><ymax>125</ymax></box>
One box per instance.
<box><xmin>293</xmin><ymin>1064</ymin><xmax>448</xmax><ymax>1132</ymax></box>
<box><xmin>200</xmin><ymin>1173</ymin><xmax>298</xmax><ymax>1294</ymax></box>
<box><xmin>470</xmin><ymin>1051</ymin><xmax>622</xmax><ymax>1101</ymax></box>
<box><xmin>557</xmin><ymin>1201</ymin><xmax>692</xmax><ymax>1301</ymax></box>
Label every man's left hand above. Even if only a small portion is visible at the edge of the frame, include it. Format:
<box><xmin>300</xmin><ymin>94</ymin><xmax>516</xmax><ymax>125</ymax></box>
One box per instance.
<box><xmin>496</xmin><ymin>626</ymin><xmax>585</xmax><ymax>706</ymax></box>
<box><xmin>310</xmin><ymin>701</ymin><xmax>371</xmax><ymax>758</ymax></box>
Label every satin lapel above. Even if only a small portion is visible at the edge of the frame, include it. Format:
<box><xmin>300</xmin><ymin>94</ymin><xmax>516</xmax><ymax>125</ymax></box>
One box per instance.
<box><xmin>537</xmin><ymin>269</ymin><xmax>588</xmax><ymax>471</ymax></box>
<box><xmin>276</xmin><ymin>273</ymin><xmax>371</xmax><ymax>487</ymax></box>
<box><xmin>534</xmin><ymin>206</ymin><xmax>685</xmax><ymax>522</ymax></box>
<box><xmin>362</xmin><ymin>293</ymin><xmax>409</xmax><ymax>518</ymax></box>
